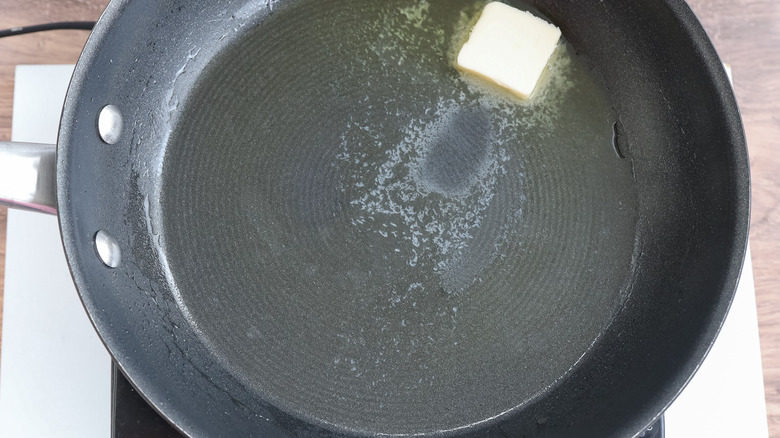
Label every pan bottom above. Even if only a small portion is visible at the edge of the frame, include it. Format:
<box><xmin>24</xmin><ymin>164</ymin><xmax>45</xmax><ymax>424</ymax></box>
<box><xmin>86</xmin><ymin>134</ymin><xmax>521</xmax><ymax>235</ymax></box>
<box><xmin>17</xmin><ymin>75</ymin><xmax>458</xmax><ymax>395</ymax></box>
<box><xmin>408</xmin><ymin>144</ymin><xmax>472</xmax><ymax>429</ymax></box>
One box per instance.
<box><xmin>160</xmin><ymin>0</ymin><xmax>638</xmax><ymax>434</ymax></box>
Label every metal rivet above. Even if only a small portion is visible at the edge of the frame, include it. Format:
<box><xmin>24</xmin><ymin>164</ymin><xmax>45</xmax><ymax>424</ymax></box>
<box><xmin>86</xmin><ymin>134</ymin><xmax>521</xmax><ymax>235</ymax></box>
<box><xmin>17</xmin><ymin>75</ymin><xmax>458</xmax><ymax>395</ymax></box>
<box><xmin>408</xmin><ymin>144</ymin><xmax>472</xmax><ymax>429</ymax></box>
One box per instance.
<box><xmin>98</xmin><ymin>105</ymin><xmax>123</xmax><ymax>144</ymax></box>
<box><xmin>94</xmin><ymin>230</ymin><xmax>121</xmax><ymax>268</ymax></box>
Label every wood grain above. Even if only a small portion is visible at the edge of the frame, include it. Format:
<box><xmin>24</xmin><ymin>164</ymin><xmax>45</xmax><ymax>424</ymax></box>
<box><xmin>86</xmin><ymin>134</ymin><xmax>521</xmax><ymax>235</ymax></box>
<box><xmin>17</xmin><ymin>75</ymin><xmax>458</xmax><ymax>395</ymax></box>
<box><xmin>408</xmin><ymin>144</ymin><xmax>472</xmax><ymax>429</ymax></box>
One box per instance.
<box><xmin>0</xmin><ymin>0</ymin><xmax>778</xmax><ymax>435</ymax></box>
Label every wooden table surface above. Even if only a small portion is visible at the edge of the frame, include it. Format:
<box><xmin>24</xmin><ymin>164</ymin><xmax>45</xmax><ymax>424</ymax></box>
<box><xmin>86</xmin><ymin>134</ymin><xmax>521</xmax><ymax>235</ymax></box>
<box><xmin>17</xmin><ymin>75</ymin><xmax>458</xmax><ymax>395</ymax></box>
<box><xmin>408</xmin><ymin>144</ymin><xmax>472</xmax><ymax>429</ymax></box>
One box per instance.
<box><xmin>1</xmin><ymin>0</ymin><xmax>778</xmax><ymax>435</ymax></box>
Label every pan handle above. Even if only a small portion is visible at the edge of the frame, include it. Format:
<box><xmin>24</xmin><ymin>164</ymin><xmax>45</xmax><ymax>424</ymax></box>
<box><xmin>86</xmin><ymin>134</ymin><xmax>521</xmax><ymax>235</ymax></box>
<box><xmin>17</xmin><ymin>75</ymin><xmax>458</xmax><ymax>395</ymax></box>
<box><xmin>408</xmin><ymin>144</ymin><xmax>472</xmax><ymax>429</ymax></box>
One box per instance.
<box><xmin>0</xmin><ymin>141</ymin><xmax>57</xmax><ymax>215</ymax></box>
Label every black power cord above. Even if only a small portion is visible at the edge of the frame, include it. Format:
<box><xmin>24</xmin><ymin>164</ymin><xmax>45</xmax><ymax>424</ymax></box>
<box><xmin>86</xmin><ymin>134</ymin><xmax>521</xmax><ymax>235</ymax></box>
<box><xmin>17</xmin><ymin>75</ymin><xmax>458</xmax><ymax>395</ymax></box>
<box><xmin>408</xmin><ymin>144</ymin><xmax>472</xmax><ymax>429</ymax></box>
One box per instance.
<box><xmin>0</xmin><ymin>21</ymin><xmax>95</xmax><ymax>38</ymax></box>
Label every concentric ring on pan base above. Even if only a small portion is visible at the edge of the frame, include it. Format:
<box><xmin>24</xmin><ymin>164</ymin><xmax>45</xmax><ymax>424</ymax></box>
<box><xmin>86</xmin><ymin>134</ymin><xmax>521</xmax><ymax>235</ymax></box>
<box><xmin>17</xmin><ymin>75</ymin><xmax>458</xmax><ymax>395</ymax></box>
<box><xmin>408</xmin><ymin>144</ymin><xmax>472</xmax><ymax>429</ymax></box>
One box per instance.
<box><xmin>159</xmin><ymin>0</ymin><xmax>638</xmax><ymax>434</ymax></box>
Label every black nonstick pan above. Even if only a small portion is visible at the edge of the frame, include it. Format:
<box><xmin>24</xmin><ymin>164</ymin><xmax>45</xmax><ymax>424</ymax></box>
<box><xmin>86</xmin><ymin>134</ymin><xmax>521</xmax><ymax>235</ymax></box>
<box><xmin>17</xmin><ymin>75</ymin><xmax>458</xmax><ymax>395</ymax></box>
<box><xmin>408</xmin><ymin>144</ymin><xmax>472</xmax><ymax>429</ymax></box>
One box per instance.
<box><xmin>2</xmin><ymin>0</ymin><xmax>749</xmax><ymax>436</ymax></box>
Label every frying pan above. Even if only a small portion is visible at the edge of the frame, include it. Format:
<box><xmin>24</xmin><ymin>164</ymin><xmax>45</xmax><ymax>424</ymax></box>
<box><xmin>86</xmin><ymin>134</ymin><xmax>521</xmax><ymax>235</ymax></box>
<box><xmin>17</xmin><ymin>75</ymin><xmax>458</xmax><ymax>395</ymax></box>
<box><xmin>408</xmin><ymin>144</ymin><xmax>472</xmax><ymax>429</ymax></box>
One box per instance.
<box><xmin>0</xmin><ymin>0</ymin><xmax>749</xmax><ymax>436</ymax></box>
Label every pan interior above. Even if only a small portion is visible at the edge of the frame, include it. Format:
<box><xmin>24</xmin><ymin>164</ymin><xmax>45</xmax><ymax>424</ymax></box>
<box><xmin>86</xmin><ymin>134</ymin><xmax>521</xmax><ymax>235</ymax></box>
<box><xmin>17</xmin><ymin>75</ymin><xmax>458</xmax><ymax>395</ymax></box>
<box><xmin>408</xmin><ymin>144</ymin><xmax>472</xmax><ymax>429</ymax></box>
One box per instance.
<box><xmin>160</xmin><ymin>0</ymin><xmax>638</xmax><ymax>433</ymax></box>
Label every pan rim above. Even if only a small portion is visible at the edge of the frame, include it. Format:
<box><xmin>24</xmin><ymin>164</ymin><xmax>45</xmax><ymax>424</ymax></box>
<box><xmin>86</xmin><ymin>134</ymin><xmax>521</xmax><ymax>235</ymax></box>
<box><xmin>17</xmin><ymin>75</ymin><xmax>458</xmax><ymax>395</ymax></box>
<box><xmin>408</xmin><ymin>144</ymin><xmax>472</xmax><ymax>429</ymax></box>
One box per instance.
<box><xmin>55</xmin><ymin>0</ymin><xmax>751</xmax><ymax>436</ymax></box>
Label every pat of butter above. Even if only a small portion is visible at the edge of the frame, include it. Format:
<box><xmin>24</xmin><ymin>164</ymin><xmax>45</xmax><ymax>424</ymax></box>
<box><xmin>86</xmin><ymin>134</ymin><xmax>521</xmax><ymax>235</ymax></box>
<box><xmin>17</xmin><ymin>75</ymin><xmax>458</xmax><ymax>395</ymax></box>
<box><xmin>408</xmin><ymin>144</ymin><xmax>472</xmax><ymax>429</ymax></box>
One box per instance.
<box><xmin>457</xmin><ymin>2</ymin><xmax>561</xmax><ymax>99</ymax></box>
